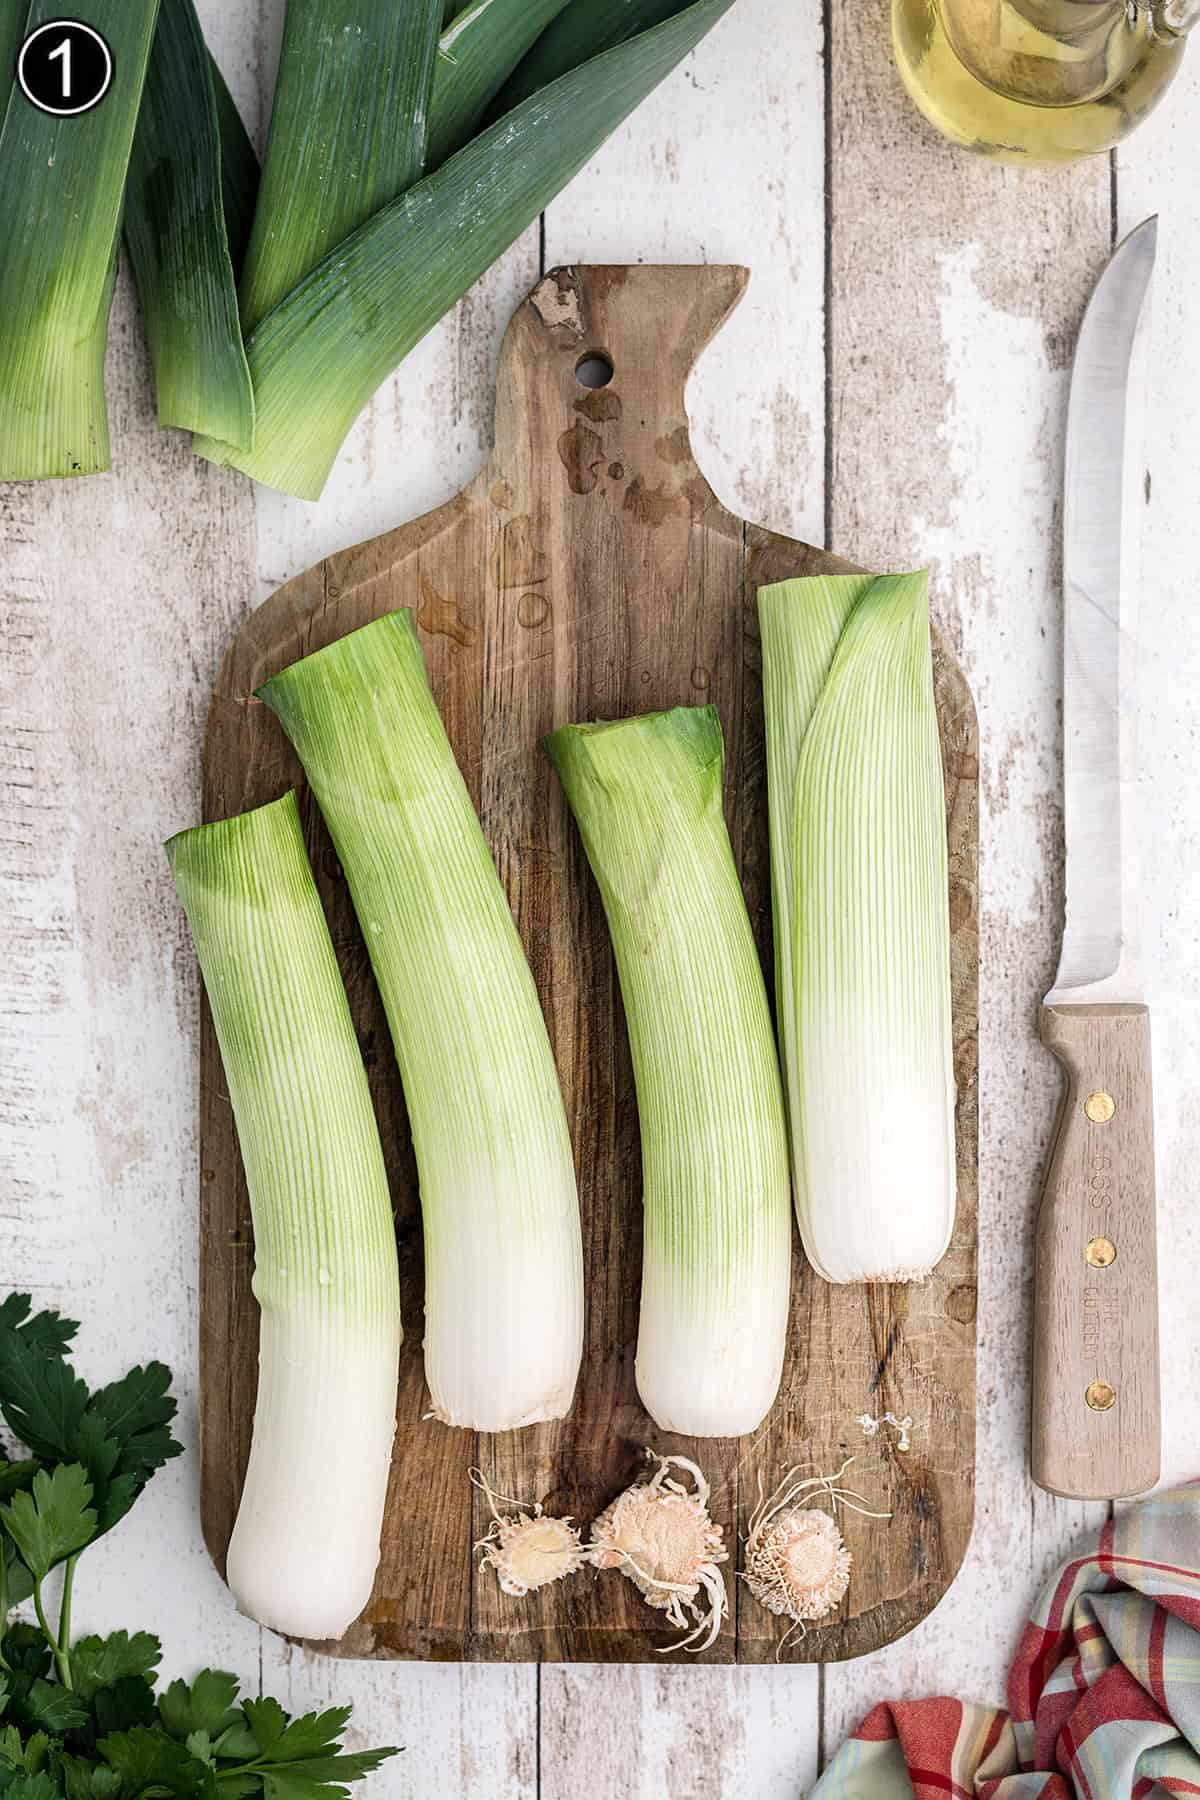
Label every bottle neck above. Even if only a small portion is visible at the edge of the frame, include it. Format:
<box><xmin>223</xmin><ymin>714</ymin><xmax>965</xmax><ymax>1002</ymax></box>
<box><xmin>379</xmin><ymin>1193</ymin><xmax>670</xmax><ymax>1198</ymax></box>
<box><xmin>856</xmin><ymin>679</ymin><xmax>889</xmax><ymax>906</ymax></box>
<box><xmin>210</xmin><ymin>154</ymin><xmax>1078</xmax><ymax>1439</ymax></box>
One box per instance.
<box><xmin>938</xmin><ymin>0</ymin><xmax>1182</xmax><ymax>107</ymax></box>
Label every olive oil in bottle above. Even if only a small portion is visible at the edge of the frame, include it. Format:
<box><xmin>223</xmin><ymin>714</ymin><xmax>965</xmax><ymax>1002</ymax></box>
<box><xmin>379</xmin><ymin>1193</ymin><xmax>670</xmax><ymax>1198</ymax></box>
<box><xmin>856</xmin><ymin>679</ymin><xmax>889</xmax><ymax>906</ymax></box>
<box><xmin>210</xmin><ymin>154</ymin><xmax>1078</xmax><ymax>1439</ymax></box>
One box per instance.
<box><xmin>892</xmin><ymin>0</ymin><xmax>1194</xmax><ymax>164</ymax></box>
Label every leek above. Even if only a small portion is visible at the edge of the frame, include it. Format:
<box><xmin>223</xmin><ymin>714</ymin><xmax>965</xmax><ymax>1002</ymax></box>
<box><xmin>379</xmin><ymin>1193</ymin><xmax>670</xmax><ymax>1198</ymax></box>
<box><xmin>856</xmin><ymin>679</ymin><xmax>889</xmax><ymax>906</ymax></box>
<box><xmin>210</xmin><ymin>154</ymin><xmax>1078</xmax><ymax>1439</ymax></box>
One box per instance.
<box><xmin>759</xmin><ymin>572</ymin><xmax>956</xmax><ymax>1285</ymax></box>
<box><xmin>0</xmin><ymin>9</ymin><xmax>28</xmax><ymax>102</ymax></box>
<box><xmin>193</xmin><ymin>0</ymin><xmax>734</xmax><ymax>500</ymax></box>
<box><xmin>125</xmin><ymin>0</ymin><xmax>255</xmax><ymax>447</ymax></box>
<box><xmin>494</xmin><ymin>0</ymin><xmax>688</xmax><ymax>114</ymax></box>
<box><xmin>210</xmin><ymin>56</ymin><xmax>259</xmax><ymax>274</ymax></box>
<box><xmin>166</xmin><ymin>792</ymin><xmax>401</xmax><ymax>1641</ymax></box>
<box><xmin>0</xmin><ymin>0</ymin><xmax>159</xmax><ymax>479</ymax></box>
<box><xmin>546</xmin><ymin>707</ymin><xmax>791</xmax><ymax>1438</ymax></box>
<box><xmin>237</xmin><ymin>0</ymin><xmax>443</xmax><ymax>335</ymax></box>
<box><xmin>427</xmin><ymin>0</ymin><xmax>572</xmax><ymax>170</ymax></box>
<box><xmin>259</xmin><ymin>613</ymin><xmax>583</xmax><ymax>1433</ymax></box>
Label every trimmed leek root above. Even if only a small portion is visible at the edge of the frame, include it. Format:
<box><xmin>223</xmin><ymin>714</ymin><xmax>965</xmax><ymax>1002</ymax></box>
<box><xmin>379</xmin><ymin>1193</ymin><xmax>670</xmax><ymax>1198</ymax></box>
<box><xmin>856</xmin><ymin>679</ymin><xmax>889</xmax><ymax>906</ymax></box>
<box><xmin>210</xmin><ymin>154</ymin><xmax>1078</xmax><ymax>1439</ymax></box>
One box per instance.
<box><xmin>472</xmin><ymin>1471</ymin><xmax>590</xmax><ymax>1598</ymax></box>
<box><xmin>0</xmin><ymin>0</ymin><xmax>159</xmax><ymax>478</ymax></box>
<box><xmin>166</xmin><ymin>792</ymin><xmax>401</xmax><ymax>1641</ymax></box>
<box><xmin>546</xmin><ymin>707</ymin><xmax>791</xmax><ymax>1438</ymax></box>
<box><xmin>759</xmin><ymin>571</ymin><xmax>956</xmax><ymax>1284</ymax></box>
<box><xmin>259</xmin><ymin>613</ymin><xmax>583</xmax><ymax>1433</ymax></box>
<box><xmin>741</xmin><ymin>1459</ymin><xmax>890</xmax><ymax>1654</ymax></box>
<box><xmin>591</xmin><ymin>1452</ymin><xmax>728</xmax><ymax>1653</ymax></box>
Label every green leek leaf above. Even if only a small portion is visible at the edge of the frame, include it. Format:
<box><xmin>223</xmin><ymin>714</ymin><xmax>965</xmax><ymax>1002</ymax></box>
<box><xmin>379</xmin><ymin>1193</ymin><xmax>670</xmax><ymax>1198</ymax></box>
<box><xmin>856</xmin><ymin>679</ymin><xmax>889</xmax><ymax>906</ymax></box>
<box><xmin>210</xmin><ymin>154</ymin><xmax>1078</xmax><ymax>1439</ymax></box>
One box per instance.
<box><xmin>0</xmin><ymin>7</ymin><xmax>32</xmax><ymax>110</ymax></box>
<box><xmin>124</xmin><ymin>0</ymin><xmax>255</xmax><ymax>448</ymax></box>
<box><xmin>209</xmin><ymin>57</ymin><xmax>259</xmax><ymax>275</ymax></box>
<box><xmin>195</xmin><ymin>0</ymin><xmax>735</xmax><ymax>500</ymax></box>
<box><xmin>0</xmin><ymin>0</ymin><xmax>160</xmax><ymax>479</ymax></box>
<box><xmin>427</xmin><ymin>0</ymin><xmax>572</xmax><ymax>169</ymax></box>
<box><xmin>238</xmin><ymin>0</ymin><xmax>444</xmax><ymax>334</ymax></box>
<box><xmin>493</xmin><ymin>0</ymin><xmax>689</xmax><ymax>113</ymax></box>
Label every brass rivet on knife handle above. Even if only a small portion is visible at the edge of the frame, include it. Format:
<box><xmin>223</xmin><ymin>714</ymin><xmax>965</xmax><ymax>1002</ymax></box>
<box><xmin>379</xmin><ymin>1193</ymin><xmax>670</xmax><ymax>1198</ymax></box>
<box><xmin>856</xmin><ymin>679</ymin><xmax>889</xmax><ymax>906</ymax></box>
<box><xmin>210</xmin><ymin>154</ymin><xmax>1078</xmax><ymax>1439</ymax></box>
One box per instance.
<box><xmin>1032</xmin><ymin>1003</ymin><xmax>1160</xmax><ymax>1500</ymax></box>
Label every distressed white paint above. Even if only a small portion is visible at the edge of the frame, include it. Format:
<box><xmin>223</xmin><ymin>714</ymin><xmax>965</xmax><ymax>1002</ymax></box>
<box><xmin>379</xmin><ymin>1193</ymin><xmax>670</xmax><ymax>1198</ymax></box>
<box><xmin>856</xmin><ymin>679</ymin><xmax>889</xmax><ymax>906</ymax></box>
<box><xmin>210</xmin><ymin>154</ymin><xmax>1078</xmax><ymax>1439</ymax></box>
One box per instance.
<box><xmin>0</xmin><ymin>3</ymin><xmax>1196</xmax><ymax>1798</ymax></box>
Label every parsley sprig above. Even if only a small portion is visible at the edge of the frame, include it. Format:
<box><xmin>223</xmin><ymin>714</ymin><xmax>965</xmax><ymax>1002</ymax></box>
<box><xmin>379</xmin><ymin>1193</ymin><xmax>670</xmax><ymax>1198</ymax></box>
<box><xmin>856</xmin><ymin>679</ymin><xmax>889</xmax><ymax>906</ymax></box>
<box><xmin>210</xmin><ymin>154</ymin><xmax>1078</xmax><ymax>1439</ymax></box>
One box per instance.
<box><xmin>0</xmin><ymin>1296</ymin><xmax>401</xmax><ymax>1800</ymax></box>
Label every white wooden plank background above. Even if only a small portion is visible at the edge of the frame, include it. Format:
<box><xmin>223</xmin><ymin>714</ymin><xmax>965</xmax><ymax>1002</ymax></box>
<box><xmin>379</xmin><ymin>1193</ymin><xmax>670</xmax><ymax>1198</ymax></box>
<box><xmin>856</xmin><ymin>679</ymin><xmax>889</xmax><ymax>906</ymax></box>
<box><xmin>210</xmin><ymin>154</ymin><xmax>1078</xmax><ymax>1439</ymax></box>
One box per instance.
<box><xmin>0</xmin><ymin>1</ymin><xmax>1196</xmax><ymax>1793</ymax></box>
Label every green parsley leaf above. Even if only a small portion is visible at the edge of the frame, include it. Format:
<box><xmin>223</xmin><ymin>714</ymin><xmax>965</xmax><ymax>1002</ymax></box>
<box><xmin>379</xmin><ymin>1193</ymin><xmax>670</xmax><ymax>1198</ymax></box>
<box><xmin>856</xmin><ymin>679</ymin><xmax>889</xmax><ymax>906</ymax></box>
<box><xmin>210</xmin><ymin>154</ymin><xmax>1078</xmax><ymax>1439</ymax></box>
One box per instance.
<box><xmin>236</xmin><ymin>1703</ymin><xmax>285</xmax><ymax>1757</ymax></box>
<box><xmin>2</xmin><ymin>1538</ymin><xmax>36</xmax><ymax>1610</ymax></box>
<box><xmin>2</xmin><ymin>1625</ymin><xmax>51</xmax><ymax>1679</ymax></box>
<box><xmin>0</xmin><ymin>1465</ymin><xmax>38</xmax><ymax>1505</ymax></box>
<box><xmin>0</xmin><ymin>1467</ymin><xmax>96</xmax><ymax>1580</ymax></box>
<box><xmin>14</xmin><ymin>1732</ymin><xmax>50</xmax><ymax>1775</ymax></box>
<box><xmin>0</xmin><ymin>1306</ymin><xmax>179</xmax><ymax>1548</ymax></box>
<box><xmin>0</xmin><ymin>1771</ymin><xmax>63</xmax><ymax>1800</ymax></box>
<box><xmin>98</xmin><ymin>1726</ymin><xmax>214</xmax><ymax>1799</ymax></box>
<box><xmin>51</xmin><ymin>1754</ymin><xmax>121</xmax><ymax>1800</ymax></box>
<box><xmin>184</xmin><ymin>1736</ymin><xmax>212</xmax><ymax>1770</ymax></box>
<box><xmin>91</xmin><ymin>1676</ymin><xmax>160</xmax><ymax>1739</ymax></box>
<box><xmin>0</xmin><ymin>1727</ymin><xmax>21</xmax><ymax>1766</ymax></box>
<box><xmin>230</xmin><ymin>1709</ymin><xmax>399</xmax><ymax>1800</ymax></box>
<box><xmin>70</xmin><ymin>1634</ymin><xmax>162</xmax><ymax>1704</ymax></box>
<box><xmin>210</xmin><ymin>1778</ymin><xmax>260</xmax><ymax>1800</ymax></box>
<box><xmin>0</xmin><ymin>1328</ymin><xmax>90</xmax><ymax>1469</ymax></box>
<box><xmin>239</xmin><ymin>1709</ymin><xmax>352</xmax><ymax>1767</ymax></box>
<box><xmin>17</xmin><ymin>1679</ymin><xmax>89</xmax><ymax>1737</ymax></box>
<box><xmin>256</xmin><ymin>1749</ymin><xmax>399</xmax><ymax>1800</ymax></box>
<box><xmin>209</xmin><ymin>1724</ymin><xmax>259</xmax><ymax>1765</ymax></box>
<box><xmin>0</xmin><ymin>1299</ymin><xmax>78</xmax><ymax>1360</ymax></box>
<box><xmin>85</xmin><ymin>1369</ymin><xmax>181</xmax><ymax>1483</ymax></box>
<box><xmin>159</xmin><ymin>1675</ymin><xmax>240</xmax><ymax>1745</ymax></box>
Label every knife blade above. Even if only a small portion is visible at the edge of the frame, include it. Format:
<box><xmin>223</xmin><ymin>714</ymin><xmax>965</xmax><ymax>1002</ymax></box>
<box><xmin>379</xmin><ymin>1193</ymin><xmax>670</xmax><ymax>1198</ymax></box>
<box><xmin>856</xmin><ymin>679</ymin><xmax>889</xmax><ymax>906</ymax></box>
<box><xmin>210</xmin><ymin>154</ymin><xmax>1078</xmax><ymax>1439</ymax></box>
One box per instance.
<box><xmin>1032</xmin><ymin>217</ymin><xmax>1160</xmax><ymax>1501</ymax></box>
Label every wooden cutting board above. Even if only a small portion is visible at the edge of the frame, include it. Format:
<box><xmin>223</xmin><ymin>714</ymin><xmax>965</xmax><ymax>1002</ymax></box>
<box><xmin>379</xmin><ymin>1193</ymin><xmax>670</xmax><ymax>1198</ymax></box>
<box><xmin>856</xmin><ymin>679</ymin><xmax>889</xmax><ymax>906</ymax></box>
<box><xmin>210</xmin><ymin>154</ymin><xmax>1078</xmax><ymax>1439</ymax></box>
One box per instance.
<box><xmin>199</xmin><ymin>264</ymin><xmax>978</xmax><ymax>1664</ymax></box>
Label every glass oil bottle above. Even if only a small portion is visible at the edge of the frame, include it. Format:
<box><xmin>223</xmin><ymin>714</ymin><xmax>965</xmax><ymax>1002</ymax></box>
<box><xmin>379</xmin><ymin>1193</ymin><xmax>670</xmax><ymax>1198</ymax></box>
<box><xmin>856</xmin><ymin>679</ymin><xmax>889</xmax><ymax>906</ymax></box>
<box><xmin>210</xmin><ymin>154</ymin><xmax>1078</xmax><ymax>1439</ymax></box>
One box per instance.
<box><xmin>892</xmin><ymin>0</ymin><xmax>1196</xmax><ymax>164</ymax></box>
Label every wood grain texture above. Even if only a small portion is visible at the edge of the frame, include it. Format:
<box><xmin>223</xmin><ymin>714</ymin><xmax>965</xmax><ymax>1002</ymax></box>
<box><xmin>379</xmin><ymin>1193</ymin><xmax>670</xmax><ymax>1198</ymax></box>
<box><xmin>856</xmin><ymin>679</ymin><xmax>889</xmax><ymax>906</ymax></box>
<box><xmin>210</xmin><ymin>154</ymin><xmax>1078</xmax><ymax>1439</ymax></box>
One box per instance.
<box><xmin>539</xmin><ymin>1664</ymin><xmax>820</xmax><ymax>1799</ymax></box>
<box><xmin>198</xmin><ymin>262</ymin><xmax>978</xmax><ymax>1666</ymax></box>
<box><xmin>1033</xmin><ymin>1004</ymin><xmax>1159</xmax><ymax>1500</ymax></box>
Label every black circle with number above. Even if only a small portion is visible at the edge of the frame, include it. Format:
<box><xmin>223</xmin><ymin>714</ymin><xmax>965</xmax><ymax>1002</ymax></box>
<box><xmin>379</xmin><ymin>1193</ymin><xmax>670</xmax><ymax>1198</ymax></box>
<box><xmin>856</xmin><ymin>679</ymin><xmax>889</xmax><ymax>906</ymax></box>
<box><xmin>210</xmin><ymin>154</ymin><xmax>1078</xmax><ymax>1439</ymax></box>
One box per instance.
<box><xmin>17</xmin><ymin>20</ymin><xmax>113</xmax><ymax>117</ymax></box>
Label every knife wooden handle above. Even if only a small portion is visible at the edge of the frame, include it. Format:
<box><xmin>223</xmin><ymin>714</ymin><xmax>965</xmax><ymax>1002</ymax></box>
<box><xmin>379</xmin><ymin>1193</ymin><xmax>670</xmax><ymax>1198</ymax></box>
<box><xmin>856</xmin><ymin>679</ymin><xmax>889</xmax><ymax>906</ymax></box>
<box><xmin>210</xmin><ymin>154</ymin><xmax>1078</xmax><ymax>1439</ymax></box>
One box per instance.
<box><xmin>1032</xmin><ymin>1003</ymin><xmax>1160</xmax><ymax>1499</ymax></box>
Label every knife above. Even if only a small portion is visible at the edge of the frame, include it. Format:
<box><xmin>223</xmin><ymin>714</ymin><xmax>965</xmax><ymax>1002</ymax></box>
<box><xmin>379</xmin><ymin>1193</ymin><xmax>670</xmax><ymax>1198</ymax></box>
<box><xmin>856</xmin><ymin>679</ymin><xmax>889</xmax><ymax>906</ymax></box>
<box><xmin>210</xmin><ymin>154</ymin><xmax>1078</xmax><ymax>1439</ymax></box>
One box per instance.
<box><xmin>1032</xmin><ymin>217</ymin><xmax>1161</xmax><ymax>1502</ymax></box>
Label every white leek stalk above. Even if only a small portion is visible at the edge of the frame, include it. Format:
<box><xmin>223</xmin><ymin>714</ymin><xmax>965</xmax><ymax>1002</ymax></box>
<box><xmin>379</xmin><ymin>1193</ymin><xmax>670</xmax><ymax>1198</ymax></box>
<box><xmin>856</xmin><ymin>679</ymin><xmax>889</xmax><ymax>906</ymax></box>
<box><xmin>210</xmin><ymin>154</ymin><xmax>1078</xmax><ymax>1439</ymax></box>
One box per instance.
<box><xmin>546</xmin><ymin>707</ymin><xmax>791</xmax><ymax>1437</ymax></box>
<box><xmin>166</xmin><ymin>792</ymin><xmax>401</xmax><ymax>1640</ymax></box>
<box><xmin>259</xmin><ymin>612</ymin><xmax>583</xmax><ymax>1431</ymax></box>
<box><xmin>759</xmin><ymin>571</ymin><xmax>956</xmax><ymax>1284</ymax></box>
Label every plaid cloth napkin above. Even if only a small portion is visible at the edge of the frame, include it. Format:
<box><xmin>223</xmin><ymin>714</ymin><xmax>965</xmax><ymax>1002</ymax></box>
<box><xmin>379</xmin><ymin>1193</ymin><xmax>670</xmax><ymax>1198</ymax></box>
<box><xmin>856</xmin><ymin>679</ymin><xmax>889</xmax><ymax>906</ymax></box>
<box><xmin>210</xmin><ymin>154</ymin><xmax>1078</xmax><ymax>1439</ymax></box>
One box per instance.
<box><xmin>812</xmin><ymin>1483</ymin><xmax>1200</xmax><ymax>1799</ymax></box>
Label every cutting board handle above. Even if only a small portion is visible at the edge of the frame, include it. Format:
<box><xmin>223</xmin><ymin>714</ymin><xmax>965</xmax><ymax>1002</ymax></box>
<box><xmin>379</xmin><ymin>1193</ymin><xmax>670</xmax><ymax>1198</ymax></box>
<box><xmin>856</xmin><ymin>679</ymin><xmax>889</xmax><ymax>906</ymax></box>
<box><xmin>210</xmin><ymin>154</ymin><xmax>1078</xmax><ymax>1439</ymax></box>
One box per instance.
<box><xmin>494</xmin><ymin>264</ymin><xmax>750</xmax><ymax>488</ymax></box>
